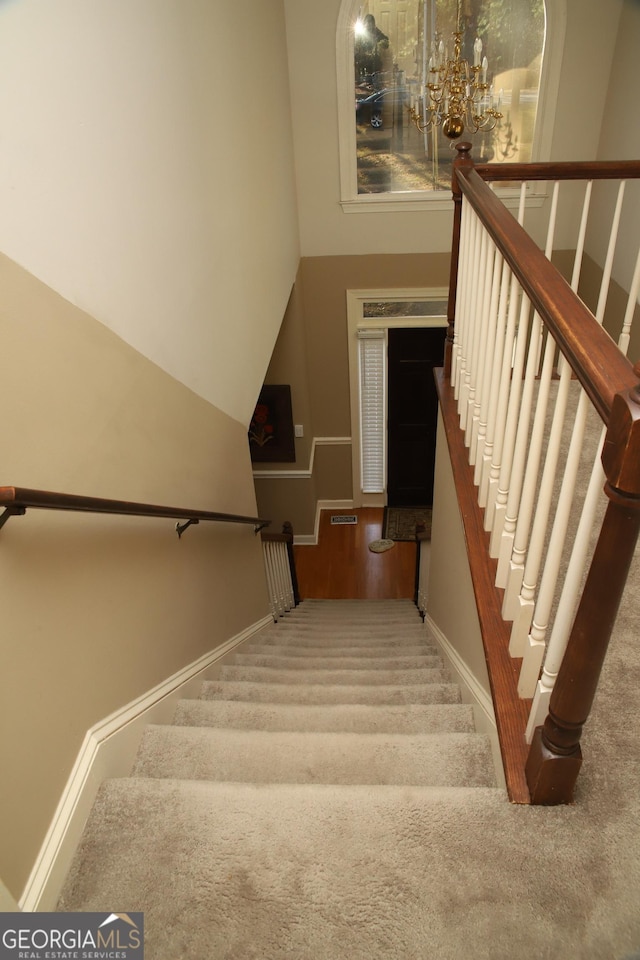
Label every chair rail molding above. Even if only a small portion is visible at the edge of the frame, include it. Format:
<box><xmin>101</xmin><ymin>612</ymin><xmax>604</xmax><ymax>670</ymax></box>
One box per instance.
<box><xmin>252</xmin><ymin>436</ymin><xmax>352</xmax><ymax>479</ymax></box>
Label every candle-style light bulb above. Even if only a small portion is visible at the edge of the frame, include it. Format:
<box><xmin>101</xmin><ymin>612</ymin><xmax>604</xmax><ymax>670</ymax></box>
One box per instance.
<box><xmin>482</xmin><ymin>56</ymin><xmax>488</xmax><ymax>85</ymax></box>
<box><xmin>474</xmin><ymin>37</ymin><xmax>482</xmax><ymax>67</ymax></box>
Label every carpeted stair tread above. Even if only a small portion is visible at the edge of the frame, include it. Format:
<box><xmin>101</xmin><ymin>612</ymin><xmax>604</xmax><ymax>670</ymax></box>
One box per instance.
<box><xmin>200</xmin><ymin>678</ymin><xmax>463</xmax><ymax>705</ymax></box>
<box><xmin>59</xmin><ymin>600</ymin><xmax>511</xmax><ymax>957</ymax></box>
<box><xmin>132</xmin><ymin>725</ymin><xmax>497</xmax><ymax>787</ymax></box>
<box><xmin>250</xmin><ymin>631</ymin><xmax>433</xmax><ymax>648</ymax></box>
<box><xmin>231</xmin><ymin>652</ymin><xmax>443</xmax><ymax>671</ymax></box>
<box><xmin>263</xmin><ymin>619</ymin><xmax>427</xmax><ymax>631</ymax></box>
<box><xmin>219</xmin><ymin>664</ymin><xmax>451</xmax><ymax>685</ymax></box>
<box><xmin>173</xmin><ymin>699</ymin><xmax>477</xmax><ymax>734</ymax></box>
<box><xmin>240</xmin><ymin>642</ymin><xmax>439</xmax><ymax>657</ymax></box>
<box><xmin>60</xmin><ymin>778</ymin><xmax>549</xmax><ymax>960</ymax></box>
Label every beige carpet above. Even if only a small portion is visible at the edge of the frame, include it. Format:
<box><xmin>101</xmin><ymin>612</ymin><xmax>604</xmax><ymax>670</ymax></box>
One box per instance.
<box><xmin>58</xmin><ymin>598</ymin><xmax>640</xmax><ymax>960</ymax></box>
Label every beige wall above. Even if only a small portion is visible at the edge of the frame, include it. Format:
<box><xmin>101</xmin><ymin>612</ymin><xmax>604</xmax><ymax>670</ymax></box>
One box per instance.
<box><xmin>253</xmin><ymin>253</ymin><xmax>450</xmax><ymax>533</ymax></box>
<box><xmin>427</xmin><ymin>412</ymin><xmax>491</xmax><ymax>698</ymax></box>
<box><xmin>0</xmin><ymin>0</ymin><xmax>300</xmax><ymax>426</ymax></box>
<box><xmin>586</xmin><ymin>0</ymin><xmax>640</xmax><ymax>299</ymax></box>
<box><xmin>300</xmin><ymin>254</ymin><xmax>450</xmax><ymax>434</ymax></box>
<box><xmin>0</xmin><ymin>255</ymin><xmax>270</xmax><ymax>899</ymax></box>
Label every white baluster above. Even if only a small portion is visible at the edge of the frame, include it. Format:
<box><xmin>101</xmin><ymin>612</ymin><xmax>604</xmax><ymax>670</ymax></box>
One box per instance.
<box><xmin>459</xmin><ymin>211</ymin><xmax>483</xmax><ymax>429</ymax></box>
<box><xmin>465</xmin><ymin>229</ymin><xmax>491</xmax><ymax>449</ymax></box>
<box><xmin>452</xmin><ymin>198</ymin><xmax>472</xmax><ymax>391</ymax></box>
<box><xmin>478</xmin><ymin>257</ymin><xmax>510</xmax><ymax>502</ymax></box>
<box><xmin>263</xmin><ymin>541</ymin><xmax>278</xmax><ymax>619</ymax></box>
<box><xmin>515</xmin><ymin>386</ymin><xmax>589</xmax><ymax>685</ymax></box>
<box><xmin>510</xmin><ymin>182</ymin><xmax>595</xmax><ymax>661</ymax></box>
<box><xmin>618</xmin><ymin>244</ymin><xmax>640</xmax><ymax>357</ymax></box>
<box><xmin>525</xmin><ymin>430</ymin><xmax>606</xmax><ymax>740</ymax></box>
<box><xmin>495</xmin><ymin>182</ymin><xmax>560</xmax><ymax>585</ymax></box>
<box><xmin>489</xmin><ymin>292</ymin><xmax>533</xmax><ymax>556</ymax></box>
<box><xmin>502</xmin><ymin>329</ymin><xmax>557</xmax><ymax>619</ymax></box>
<box><xmin>484</xmin><ymin>272</ymin><xmax>521</xmax><ymax>527</ymax></box>
<box><xmin>524</xmin><ymin>183</ymin><xmax>631</xmax><ymax>733</ymax></box>
<box><xmin>474</xmin><ymin>248</ymin><xmax>504</xmax><ymax>484</ymax></box>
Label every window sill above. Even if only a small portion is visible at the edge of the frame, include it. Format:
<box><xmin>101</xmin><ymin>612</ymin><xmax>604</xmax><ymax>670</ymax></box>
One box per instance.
<box><xmin>340</xmin><ymin>188</ymin><xmax>548</xmax><ymax>214</ymax></box>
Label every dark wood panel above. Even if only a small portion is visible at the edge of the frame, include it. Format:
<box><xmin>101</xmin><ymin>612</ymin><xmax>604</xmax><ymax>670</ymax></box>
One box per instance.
<box><xmin>387</xmin><ymin>328</ymin><xmax>445</xmax><ymax>507</ymax></box>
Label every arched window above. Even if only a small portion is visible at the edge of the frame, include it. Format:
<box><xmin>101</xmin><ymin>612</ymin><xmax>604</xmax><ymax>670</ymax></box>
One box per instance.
<box><xmin>337</xmin><ymin>0</ymin><xmax>564</xmax><ymax>210</ymax></box>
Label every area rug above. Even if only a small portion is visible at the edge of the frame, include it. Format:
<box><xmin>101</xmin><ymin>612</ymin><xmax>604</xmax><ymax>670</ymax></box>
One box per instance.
<box><xmin>383</xmin><ymin>507</ymin><xmax>432</xmax><ymax>542</ymax></box>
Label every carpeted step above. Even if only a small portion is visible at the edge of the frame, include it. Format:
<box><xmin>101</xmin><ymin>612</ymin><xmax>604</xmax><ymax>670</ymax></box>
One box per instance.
<box><xmin>58</xmin><ymin>777</ymin><xmax>514</xmax><ymax>960</ymax></box>
<box><xmin>219</xmin><ymin>664</ymin><xmax>451</xmax><ymax>686</ymax></box>
<box><xmin>173</xmin><ymin>699</ymin><xmax>476</xmax><ymax>734</ymax></box>
<box><xmin>231</xmin><ymin>653</ymin><xmax>443</xmax><ymax>671</ymax></box>
<box><xmin>250</xmin><ymin>630</ymin><xmax>432</xmax><ymax>648</ymax></box>
<box><xmin>132</xmin><ymin>725</ymin><xmax>497</xmax><ymax>788</ymax></box>
<box><xmin>200</xmin><ymin>679</ymin><xmax>463</xmax><ymax>706</ymax></box>
<box><xmin>239</xmin><ymin>642</ymin><xmax>438</xmax><ymax>658</ymax></box>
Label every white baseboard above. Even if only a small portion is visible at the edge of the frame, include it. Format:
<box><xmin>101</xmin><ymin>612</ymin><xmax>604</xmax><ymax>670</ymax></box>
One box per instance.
<box><xmin>293</xmin><ymin>499</ymin><xmax>355</xmax><ymax>546</ymax></box>
<box><xmin>425</xmin><ymin>614</ymin><xmax>496</xmax><ymax>729</ymax></box>
<box><xmin>19</xmin><ymin>614</ymin><xmax>273</xmax><ymax>913</ymax></box>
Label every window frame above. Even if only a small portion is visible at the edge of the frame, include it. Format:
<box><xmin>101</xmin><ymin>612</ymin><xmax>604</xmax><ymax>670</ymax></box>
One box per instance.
<box><xmin>336</xmin><ymin>0</ymin><xmax>566</xmax><ymax>213</ymax></box>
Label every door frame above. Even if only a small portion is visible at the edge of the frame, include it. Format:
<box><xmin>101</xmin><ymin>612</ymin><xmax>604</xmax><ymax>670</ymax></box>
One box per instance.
<box><xmin>346</xmin><ymin>287</ymin><xmax>448</xmax><ymax>508</ymax></box>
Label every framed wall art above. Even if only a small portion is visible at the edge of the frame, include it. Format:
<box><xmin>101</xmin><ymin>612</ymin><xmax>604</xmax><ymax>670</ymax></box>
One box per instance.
<box><xmin>248</xmin><ymin>384</ymin><xmax>296</xmax><ymax>463</ymax></box>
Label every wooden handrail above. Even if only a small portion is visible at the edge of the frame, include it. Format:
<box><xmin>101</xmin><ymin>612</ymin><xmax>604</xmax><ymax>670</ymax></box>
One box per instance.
<box><xmin>452</xmin><ymin>152</ymin><xmax>637</xmax><ymax>424</ymax></box>
<box><xmin>474</xmin><ymin>158</ymin><xmax>640</xmax><ymax>183</ymax></box>
<box><xmin>0</xmin><ymin>485</ymin><xmax>269</xmax><ymax>536</ymax></box>
<box><xmin>446</xmin><ymin>146</ymin><xmax>640</xmax><ymax>803</ymax></box>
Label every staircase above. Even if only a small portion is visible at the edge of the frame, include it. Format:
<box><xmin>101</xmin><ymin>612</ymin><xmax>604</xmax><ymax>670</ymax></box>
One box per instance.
<box><xmin>59</xmin><ymin>600</ymin><xmax>503</xmax><ymax>957</ymax></box>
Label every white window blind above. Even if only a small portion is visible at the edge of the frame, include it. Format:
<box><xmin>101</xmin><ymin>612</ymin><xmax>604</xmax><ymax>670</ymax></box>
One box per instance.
<box><xmin>358</xmin><ymin>328</ymin><xmax>386</xmax><ymax>493</ymax></box>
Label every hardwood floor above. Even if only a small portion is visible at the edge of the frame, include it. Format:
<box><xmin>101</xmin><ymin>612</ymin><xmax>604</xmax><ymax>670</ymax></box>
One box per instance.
<box><xmin>293</xmin><ymin>508</ymin><xmax>417</xmax><ymax>600</ymax></box>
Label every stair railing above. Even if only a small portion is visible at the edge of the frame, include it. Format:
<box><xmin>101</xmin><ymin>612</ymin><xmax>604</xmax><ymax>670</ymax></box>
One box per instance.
<box><xmin>261</xmin><ymin>522</ymin><xmax>300</xmax><ymax>620</ymax></box>
<box><xmin>0</xmin><ymin>485</ymin><xmax>269</xmax><ymax>536</ymax></box>
<box><xmin>442</xmin><ymin>144</ymin><xmax>640</xmax><ymax>804</ymax></box>
<box><xmin>415</xmin><ymin>522</ymin><xmax>430</xmax><ymax>618</ymax></box>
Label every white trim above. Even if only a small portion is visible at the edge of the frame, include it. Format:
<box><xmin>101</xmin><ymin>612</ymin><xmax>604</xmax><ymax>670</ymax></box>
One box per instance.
<box><xmin>252</xmin><ymin>436</ymin><xmax>352</xmax><ymax>479</ymax></box>
<box><xmin>294</xmin><ymin>499</ymin><xmax>355</xmax><ymax>546</ymax></box>
<box><xmin>347</xmin><ymin>288</ymin><xmax>449</xmax><ymax>506</ymax></box>
<box><xmin>531</xmin><ymin>1</ymin><xmax>566</xmax><ymax>164</ymax></box>
<box><xmin>425</xmin><ymin>614</ymin><xmax>496</xmax><ymax>730</ymax></box>
<box><xmin>19</xmin><ymin>614</ymin><xmax>273</xmax><ymax>912</ymax></box>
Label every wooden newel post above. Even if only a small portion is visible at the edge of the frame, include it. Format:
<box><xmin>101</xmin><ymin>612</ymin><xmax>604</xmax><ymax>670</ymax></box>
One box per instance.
<box><xmin>445</xmin><ymin>141</ymin><xmax>474</xmax><ymax>379</ymax></box>
<box><xmin>526</xmin><ymin>366</ymin><xmax>640</xmax><ymax>803</ymax></box>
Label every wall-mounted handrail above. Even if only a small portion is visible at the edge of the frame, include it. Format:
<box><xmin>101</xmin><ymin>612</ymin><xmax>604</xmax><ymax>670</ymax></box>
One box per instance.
<box><xmin>0</xmin><ymin>486</ymin><xmax>270</xmax><ymax>537</ymax></box>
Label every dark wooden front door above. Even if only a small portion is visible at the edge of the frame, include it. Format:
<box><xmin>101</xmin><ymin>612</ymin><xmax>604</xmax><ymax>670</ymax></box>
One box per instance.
<box><xmin>387</xmin><ymin>326</ymin><xmax>446</xmax><ymax>506</ymax></box>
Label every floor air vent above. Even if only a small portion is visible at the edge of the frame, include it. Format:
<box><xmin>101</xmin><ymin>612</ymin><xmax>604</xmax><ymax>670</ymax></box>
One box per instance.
<box><xmin>330</xmin><ymin>515</ymin><xmax>358</xmax><ymax>525</ymax></box>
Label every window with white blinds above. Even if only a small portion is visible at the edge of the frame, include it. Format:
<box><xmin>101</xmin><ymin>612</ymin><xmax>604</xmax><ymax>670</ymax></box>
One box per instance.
<box><xmin>358</xmin><ymin>328</ymin><xmax>386</xmax><ymax>493</ymax></box>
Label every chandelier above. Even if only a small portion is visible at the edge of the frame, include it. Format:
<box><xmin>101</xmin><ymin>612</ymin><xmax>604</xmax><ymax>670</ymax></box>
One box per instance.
<box><xmin>408</xmin><ymin>12</ymin><xmax>503</xmax><ymax>141</ymax></box>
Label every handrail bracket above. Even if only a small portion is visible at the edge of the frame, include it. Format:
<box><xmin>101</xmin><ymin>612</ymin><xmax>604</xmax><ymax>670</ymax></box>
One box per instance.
<box><xmin>176</xmin><ymin>518</ymin><xmax>200</xmax><ymax>539</ymax></box>
<box><xmin>254</xmin><ymin>521</ymin><xmax>270</xmax><ymax>535</ymax></box>
<box><xmin>0</xmin><ymin>506</ymin><xmax>26</xmax><ymax>532</ymax></box>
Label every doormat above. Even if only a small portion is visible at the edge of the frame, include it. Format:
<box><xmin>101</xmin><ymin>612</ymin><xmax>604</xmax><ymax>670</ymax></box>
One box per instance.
<box><xmin>383</xmin><ymin>507</ymin><xmax>432</xmax><ymax>542</ymax></box>
<box><xmin>330</xmin><ymin>515</ymin><xmax>358</xmax><ymax>525</ymax></box>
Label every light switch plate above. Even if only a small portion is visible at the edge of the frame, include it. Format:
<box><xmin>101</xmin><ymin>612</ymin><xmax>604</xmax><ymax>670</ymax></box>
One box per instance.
<box><xmin>294</xmin><ymin>424</ymin><xmax>304</xmax><ymax>438</ymax></box>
